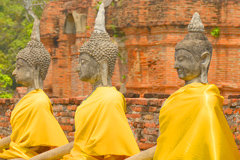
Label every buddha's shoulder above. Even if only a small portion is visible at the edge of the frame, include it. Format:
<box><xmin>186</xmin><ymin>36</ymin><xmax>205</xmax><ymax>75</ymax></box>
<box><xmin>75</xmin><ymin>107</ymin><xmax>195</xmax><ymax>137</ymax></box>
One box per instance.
<box><xmin>195</xmin><ymin>84</ymin><xmax>223</xmax><ymax>104</ymax></box>
<box><xmin>199</xmin><ymin>84</ymin><xmax>224</xmax><ymax>108</ymax></box>
<box><xmin>99</xmin><ymin>87</ymin><xmax>124</xmax><ymax>101</ymax></box>
<box><xmin>202</xmin><ymin>84</ymin><xmax>220</xmax><ymax>95</ymax></box>
<box><xmin>17</xmin><ymin>90</ymin><xmax>51</xmax><ymax>111</ymax></box>
<box><xmin>29</xmin><ymin>90</ymin><xmax>50</xmax><ymax>104</ymax></box>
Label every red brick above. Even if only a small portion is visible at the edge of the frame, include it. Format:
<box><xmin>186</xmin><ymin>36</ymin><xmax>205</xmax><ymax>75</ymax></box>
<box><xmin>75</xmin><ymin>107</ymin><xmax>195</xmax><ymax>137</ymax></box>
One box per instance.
<box><xmin>9</xmin><ymin>105</ymin><xmax>14</xmax><ymax>110</ymax></box>
<box><xmin>236</xmin><ymin>134</ymin><xmax>240</xmax><ymax>141</ymax></box>
<box><xmin>144</xmin><ymin>122</ymin><xmax>156</xmax><ymax>128</ymax></box>
<box><xmin>68</xmin><ymin>132</ymin><xmax>75</xmax><ymax>136</ymax></box>
<box><xmin>61</xmin><ymin>118</ymin><xmax>67</xmax><ymax>124</ymax></box>
<box><xmin>130</xmin><ymin>106</ymin><xmax>142</xmax><ymax>112</ymax></box>
<box><xmin>0</xmin><ymin>99</ymin><xmax>6</xmax><ymax>104</ymax></box>
<box><xmin>67</xmin><ymin>105</ymin><xmax>77</xmax><ymax>111</ymax></box>
<box><xmin>126</xmin><ymin>114</ymin><xmax>141</xmax><ymax>118</ymax></box>
<box><xmin>224</xmin><ymin>108</ymin><xmax>233</xmax><ymax>115</ymax></box>
<box><xmin>149</xmin><ymin>107</ymin><xmax>157</xmax><ymax>112</ymax></box>
<box><xmin>139</xmin><ymin>137</ymin><xmax>147</xmax><ymax>142</ymax></box>
<box><xmin>37</xmin><ymin>0</ymin><xmax>240</xmax><ymax>101</ymax></box>
<box><xmin>133</xmin><ymin>122</ymin><xmax>144</xmax><ymax>128</ymax></box>
<box><xmin>70</xmin><ymin>118</ymin><xmax>75</xmax><ymax>125</ymax></box>
<box><xmin>54</xmin><ymin>112</ymin><xmax>60</xmax><ymax>117</ymax></box>
<box><xmin>143</xmin><ymin>128</ymin><xmax>158</xmax><ymax>135</ymax></box>
<box><xmin>126</xmin><ymin>98</ymin><xmax>148</xmax><ymax>105</ymax></box>
<box><xmin>230</xmin><ymin>125</ymin><xmax>238</xmax><ymax>133</ymax></box>
<box><xmin>67</xmin><ymin>138</ymin><xmax>74</xmax><ymax>142</ymax></box>
<box><xmin>71</xmin><ymin>112</ymin><xmax>75</xmax><ymax>117</ymax></box>
<box><xmin>148</xmin><ymin>99</ymin><xmax>164</xmax><ymax>106</ymax></box>
<box><xmin>234</xmin><ymin>109</ymin><xmax>240</xmax><ymax>114</ymax></box>
<box><xmin>0</xmin><ymin>97</ymin><xmax>240</xmax><ymax>152</ymax></box>
<box><xmin>60</xmin><ymin>98</ymin><xmax>69</xmax><ymax>104</ymax></box>
<box><xmin>53</xmin><ymin>105</ymin><xmax>63</xmax><ymax>111</ymax></box>
<box><xmin>144</xmin><ymin>114</ymin><xmax>154</xmax><ymax>120</ymax></box>
<box><xmin>237</xmin><ymin>144</ymin><xmax>240</xmax><ymax>150</ymax></box>
<box><xmin>61</xmin><ymin>125</ymin><xmax>73</xmax><ymax>131</ymax></box>
<box><xmin>5</xmin><ymin>110</ymin><xmax>11</xmax><ymax>117</ymax></box>
<box><xmin>52</xmin><ymin>98</ymin><xmax>61</xmax><ymax>104</ymax></box>
<box><xmin>223</xmin><ymin>99</ymin><xmax>230</xmax><ymax>106</ymax></box>
<box><xmin>138</xmin><ymin>142</ymin><xmax>155</xmax><ymax>150</ymax></box>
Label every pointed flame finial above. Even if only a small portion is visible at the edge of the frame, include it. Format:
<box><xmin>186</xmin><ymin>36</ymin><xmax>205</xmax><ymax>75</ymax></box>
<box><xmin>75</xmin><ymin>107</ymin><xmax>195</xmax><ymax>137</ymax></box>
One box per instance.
<box><xmin>94</xmin><ymin>3</ymin><xmax>106</xmax><ymax>33</ymax></box>
<box><xmin>31</xmin><ymin>18</ymin><xmax>40</xmax><ymax>41</ymax></box>
<box><xmin>188</xmin><ymin>12</ymin><xmax>204</xmax><ymax>32</ymax></box>
<box><xmin>103</xmin><ymin>0</ymin><xmax>112</xmax><ymax>7</ymax></box>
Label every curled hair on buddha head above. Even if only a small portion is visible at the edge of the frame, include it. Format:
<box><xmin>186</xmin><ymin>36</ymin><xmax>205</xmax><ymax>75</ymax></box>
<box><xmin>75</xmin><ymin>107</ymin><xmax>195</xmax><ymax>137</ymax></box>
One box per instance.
<box><xmin>175</xmin><ymin>12</ymin><xmax>213</xmax><ymax>61</ymax></box>
<box><xmin>79</xmin><ymin>3</ymin><xmax>118</xmax><ymax>77</ymax></box>
<box><xmin>16</xmin><ymin>19</ymin><xmax>51</xmax><ymax>81</ymax></box>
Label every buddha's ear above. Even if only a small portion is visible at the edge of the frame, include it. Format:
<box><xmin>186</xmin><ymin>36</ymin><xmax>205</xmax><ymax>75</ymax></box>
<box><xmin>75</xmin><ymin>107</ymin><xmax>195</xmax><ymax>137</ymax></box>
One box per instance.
<box><xmin>200</xmin><ymin>52</ymin><xmax>211</xmax><ymax>84</ymax></box>
<box><xmin>33</xmin><ymin>65</ymin><xmax>41</xmax><ymax>89</ymax></box>
<box><xmin>100</xmin><ymin>60</ymin><xmax>109</xmax><ymax>86</ymax></box>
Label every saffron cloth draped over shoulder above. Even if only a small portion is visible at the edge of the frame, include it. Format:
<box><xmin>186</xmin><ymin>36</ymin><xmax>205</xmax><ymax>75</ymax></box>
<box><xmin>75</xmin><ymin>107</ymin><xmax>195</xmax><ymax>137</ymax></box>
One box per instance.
<box><xmin>0</xmin><ymin>89</ymin><xmax>68</xmax><ymax>160</ymax></box>
<box><xmin>63</xmin><ymin>87</ymin><xmax>140</xmax><ymax>160</ymax></box>
<box><xmin>0</xmin><ymin>137</ymin><xmax>1</xmax><ymax>153</ymax></box>
<box><xmin>153</xmin><ymin>83</ymin><xmax>240</xmax><ymax>160</ymax></box>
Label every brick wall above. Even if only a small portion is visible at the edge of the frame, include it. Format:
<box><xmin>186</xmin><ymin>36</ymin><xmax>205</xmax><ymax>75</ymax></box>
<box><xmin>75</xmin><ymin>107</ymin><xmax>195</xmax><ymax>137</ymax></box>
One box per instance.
<box><xmin>40</xmin><ymin>0</ymin><xmax>240</xmax><ymax>98</ymax></box>
<box><xmin>0</xmin><ymin>97</ymin><xmax>239</xmax><ymax>151</ymax></box>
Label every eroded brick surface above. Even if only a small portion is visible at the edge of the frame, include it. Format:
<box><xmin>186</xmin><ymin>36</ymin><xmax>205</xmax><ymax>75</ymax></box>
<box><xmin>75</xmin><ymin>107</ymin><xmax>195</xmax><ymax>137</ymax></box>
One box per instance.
<box><xmin>40</xmin><ymin>0</ymin><xmax>240</xmax><ymax>98</ymax></box>
<box><xmin>0</xmin><ymin>97</ymin><xmax>239</xmax><ymax>151</ymax></box>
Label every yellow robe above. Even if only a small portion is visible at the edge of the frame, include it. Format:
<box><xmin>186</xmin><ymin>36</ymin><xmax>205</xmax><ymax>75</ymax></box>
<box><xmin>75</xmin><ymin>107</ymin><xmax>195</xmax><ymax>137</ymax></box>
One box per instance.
<box><xmin>0</xmin><ymin>137</ymin><xmax>1</xmax><ymax>153</ymax></box>
<box><xmin>63</xmin><ymin>87</ymin><xmax>140</xmax><ymax>160</ymax></box>
<box><xmin>154</xmin><ymin>83</ymin><xmax>240</xmax><ymax>160</ymax></box>
<box><xmin>0</xmin><ymin>89</ymin><xmax>68</xmax><ymax>159</ymax></box>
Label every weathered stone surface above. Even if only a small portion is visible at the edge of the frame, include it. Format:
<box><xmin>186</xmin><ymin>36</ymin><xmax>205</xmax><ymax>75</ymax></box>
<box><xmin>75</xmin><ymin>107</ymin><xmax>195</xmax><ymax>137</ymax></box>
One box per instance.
<box><xmin>64</xmin><ymin>14</ymin><xmax>76</xmax><ymax>34</ymax></box>
<box><xmin>103</xmin><ymin>0</ymin><xmax>112</xmax><ymax>7</ymax></box>
<box><xmin>72</xmin><ymin>12</ymin><xmax>87</xmax><ymax>33</ymax></box>
<box><xmin>175</xmin><ymin>12</ymin><xmax>212</xmax><ymax>85</ymax></box>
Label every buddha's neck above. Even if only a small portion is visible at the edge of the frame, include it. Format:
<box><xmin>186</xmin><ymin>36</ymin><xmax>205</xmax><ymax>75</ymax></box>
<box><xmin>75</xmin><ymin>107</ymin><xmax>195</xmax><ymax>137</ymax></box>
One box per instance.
<box><xmin>91</xmin><ymin>80</ymin><xmax>102</xmax><ymax>92</ymax></box>
<box><xmin>26</xmin><ymin>85</ymin><xmax>36</xmax><ymax>93</ymax></box>
<box><xmin>91</xmin><ymin>78</ymin><xmax>112</xmax><ymax>93</ymax></box>
<box><xmin>185</xmin><ymin>76</ymin><xmax>201</xmax><ymax>85</ymax></box>
<box><xmin>26</xmin><ymin>82</ymin><xmax>43</xmax><ymax>93</ymax></box>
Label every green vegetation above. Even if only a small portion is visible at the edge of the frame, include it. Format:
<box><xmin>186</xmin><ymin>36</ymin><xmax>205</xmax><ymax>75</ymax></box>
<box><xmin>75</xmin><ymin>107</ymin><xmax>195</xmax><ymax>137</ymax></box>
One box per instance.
<box><xmin>117</xmin><ymin>53</ymin><xmax>126</xmax><ymax>65</ymax></box>
<box><xmin>0</xmin><ymin>0</ymin><xmax>30</xmax><ymax>98</ymax></box>
<box><xmin>211</xmin><ymin>27</ymin><xmax>220</xmax><ymax>38</ymax></box>
<box><xmin>96</xmin><ymin>1</ymin><xmax>102</xmax><ymax>11</ymax></box>
<box><xmin>0</xmin><ymin>64</ymin><xmax>12</xmax><ymax>98</ymax></box>
<box><xmin>0</xmin><ymin>0</ymin><xmax>53</xmax><ymax>98</ymax></box>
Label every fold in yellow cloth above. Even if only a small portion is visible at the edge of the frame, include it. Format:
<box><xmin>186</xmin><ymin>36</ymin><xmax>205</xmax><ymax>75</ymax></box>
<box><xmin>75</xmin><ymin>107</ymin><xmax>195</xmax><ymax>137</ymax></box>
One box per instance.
<box><xmin>0</xmin><ymin>89</ymin><xmax>68</xmax><ymax>160</ymax></box>
<box><xmin>0</xmin><ymin>137</ymin><xmax>2</xmax><ymax>153</ymax></box>
<box><xmin>63</xmin><ymin>87</ymin><xmax>140</xmax><ymax>160</ymax></box>
<box><xmin>154</xmin><ymin>83</ymin><xmax>240</xmax><ymax>160</ymax></box>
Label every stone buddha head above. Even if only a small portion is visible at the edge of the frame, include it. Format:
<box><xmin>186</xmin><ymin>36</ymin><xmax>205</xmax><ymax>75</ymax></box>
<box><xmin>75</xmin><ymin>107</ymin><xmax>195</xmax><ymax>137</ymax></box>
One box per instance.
<box><xmin>174</xmin><ymin>12</ymin><xmax>212</xmax><ymax>85</ymax></box>
<box><xmin>12</xmin><ymin>19</ymin><xmax>51</xmax><ymax>92</ymax></box>
<box><xmin>77</xmin><ymin>3</ymin><xmax>118</xmax><ymax>89</ymax></box>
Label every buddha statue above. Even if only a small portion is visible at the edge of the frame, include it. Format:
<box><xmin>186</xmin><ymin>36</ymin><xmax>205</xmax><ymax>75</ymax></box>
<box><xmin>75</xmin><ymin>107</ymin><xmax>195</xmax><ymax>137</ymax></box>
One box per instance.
<box><xmin>126</xmin><ymin>12</ymin><xmax>240</xmax><ymax>160</ymax></box>
<box><xmin>29</xmin><ymin>2</ymin><xmax>140</xmax><ymax>160</ymax></box>
<box><xmin>0</xmin><ymin>18</ymin><xmax>68</xmax><ymax>160</ymax></box>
